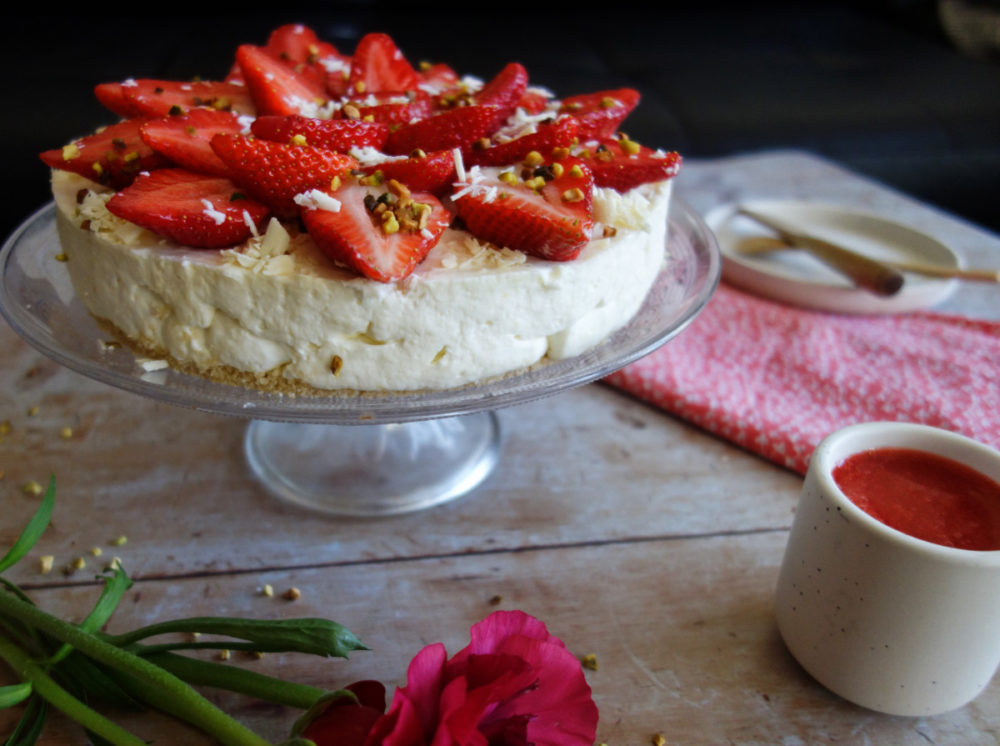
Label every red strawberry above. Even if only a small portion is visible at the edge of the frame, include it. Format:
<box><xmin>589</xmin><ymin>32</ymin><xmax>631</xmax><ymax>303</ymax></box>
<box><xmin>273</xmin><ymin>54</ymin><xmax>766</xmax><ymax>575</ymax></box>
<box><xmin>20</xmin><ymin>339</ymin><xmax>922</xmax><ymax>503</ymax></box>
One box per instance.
<box><xmin>120</xmin><ymin>79</ymin><xmax>256</xmax><ymax>118</ymax></box>
<box><xmin>301</xmin><ymin>181</ymin><xmax>450</xmax><ymax>282</ymax></box>
<box><xmin>39</xmin><ymin>118</ymin><xmax>170</xmax><ymax>190</ymax></box>
<box><xmin>263</xmin><ymin>24</ymin><xmax>349</xmax><ymax>90</ymax></box>
<box><xmin>94</xmin><ymin>82</ymin><xmax>145</xmax><ymax>118</ymax></box>
<box><xmin>236</xmin><ymin>44</ymin><xmax>329</xmax><ymax>117</ymax></box>
<box><xmin>251</xmin><ymin>115</ymin><xmax>389</xmax><ymax>152</ymax></box>
<box><xmin>559</xmin><ymin>88</ymin><xmax>640</xmax><ymax>139</ymax></box>
<box><xmin>360</xmin><ymin>149</ymin><xmax>455</xmax><ymax>194</ymax></box>
<box><xmin>516</xmin><ymin>88</ymin><xmax>552</xmax><ymax>114</ymax></box>
<box><xmin>576</xmin><ymin>136</ymin><xmax>682</xmax><ymax>191</ymax></box>
<box><xmin>452</xmin><ymin>156</ymin><xmax>595</xmax><ymax>260</ymax></box>
<box><xmin>341</xmin><ymin>90</ymin><xmax>433</xmax><ymax>125</ymax></box>
<box><xmin>140</xmin><ymin>109</ymin><xmax>246</xmax><ymax>178</ymax></box>
<box><xmin>347</xmin><ymin>33</ymin><xmax>421</xmax><ymax>95</ymax></box>
<box><xmin>383</xmin><ymin>104</ymin><xmax>501</xmax><ymax>155</ymax></box>
<box><xmin>105</xmin><ymin>168</ymin><xmax>270</xmax><ymax>249</ymax></box>
<box><xmin>474</xmin><ymin>62</ymin><xmax>528</xmax><ymax>125</ymax></box>
<box><xmin>211</xmin><ymin>134</ymin><xmax>357</xmax><ymax>217</ymax></box>
<box><xmin>464</xmin><ymin>115</ymin><xmax>579</xmax><ymax>168</ymax></box>
<box><xmin>418</xmin><ymin>62</ymin><xmax>460</xmax><ymax>94</ymax></box>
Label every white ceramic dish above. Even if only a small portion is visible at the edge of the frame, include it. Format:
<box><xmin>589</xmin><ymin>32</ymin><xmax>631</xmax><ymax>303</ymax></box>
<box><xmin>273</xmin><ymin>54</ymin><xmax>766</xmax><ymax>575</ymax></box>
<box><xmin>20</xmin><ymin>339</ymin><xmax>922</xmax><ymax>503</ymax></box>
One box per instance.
<box><xmin>706</xmin><ymin>200</ymin><xmax>960</xmax><ymax>313</ymax></box>
<box><xmin>776</xmin><ymin>422</ymin><xmax>1000</xmax><ymax>716</ymax></box>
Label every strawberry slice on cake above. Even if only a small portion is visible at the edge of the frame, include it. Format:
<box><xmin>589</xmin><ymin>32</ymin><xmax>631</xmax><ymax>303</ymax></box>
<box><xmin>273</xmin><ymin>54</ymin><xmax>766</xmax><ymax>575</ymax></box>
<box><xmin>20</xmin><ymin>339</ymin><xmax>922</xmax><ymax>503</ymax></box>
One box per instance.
<box><xmin>452</xmin><ymin>152</ymin><xmax>596</xmax><ymax>261</ymax></box>
<box><xmin>105</xmin><ymin>169</ymin><xmax>270</xmax><ymax>249</ymax></box>
<box><xmin>210</xmin><ymin>134</ymin><xmax>357</xmax><ymax>218</ymax></box>
<box><xmin>300</xmin><ymin>177</ymin><xmax>451</xmax><ymax>283</ymax></box>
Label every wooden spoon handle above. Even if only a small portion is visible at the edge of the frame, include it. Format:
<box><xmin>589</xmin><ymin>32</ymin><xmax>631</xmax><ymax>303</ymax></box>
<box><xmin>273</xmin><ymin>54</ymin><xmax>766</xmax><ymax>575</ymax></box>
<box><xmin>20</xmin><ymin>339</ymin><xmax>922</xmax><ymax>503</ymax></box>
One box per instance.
<box><xmin>737</xmin><ymin>208</ymin><xmax>904</xmax><ymax>296</ymax></box>
<box><xmin>736</xmin><ymin>236</ymin><xmax>1000</xmax><ymax>283</ymax></box>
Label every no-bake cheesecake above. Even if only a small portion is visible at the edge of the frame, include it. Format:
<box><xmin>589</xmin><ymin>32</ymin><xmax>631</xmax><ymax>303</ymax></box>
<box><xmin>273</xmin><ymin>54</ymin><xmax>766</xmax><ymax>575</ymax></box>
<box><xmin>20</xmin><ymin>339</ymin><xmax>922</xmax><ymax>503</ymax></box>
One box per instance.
<box><xmin>42</xmin><ymin>25</ymin><xmax>681</xmax><ymax>393</ymax></box>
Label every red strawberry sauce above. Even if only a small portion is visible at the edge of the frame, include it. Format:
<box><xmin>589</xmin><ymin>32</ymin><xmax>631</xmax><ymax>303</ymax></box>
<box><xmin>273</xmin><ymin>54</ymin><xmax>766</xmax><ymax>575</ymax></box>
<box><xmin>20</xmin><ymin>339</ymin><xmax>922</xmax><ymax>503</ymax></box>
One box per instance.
<box><xmin>832</xmin><ymin>448</ymin><xmax>1000</xmax><ymax>551</ymax></box>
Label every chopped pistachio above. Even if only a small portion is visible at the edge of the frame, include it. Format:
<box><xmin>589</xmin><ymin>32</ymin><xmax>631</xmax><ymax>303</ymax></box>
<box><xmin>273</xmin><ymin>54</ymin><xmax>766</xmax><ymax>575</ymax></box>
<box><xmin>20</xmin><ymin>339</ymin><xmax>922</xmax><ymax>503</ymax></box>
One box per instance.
<box><xmin>380</xmin><ymin>212</ymin><xmax>400</xmax><ymax>235</ymax></box>
<box><xmin>90</xmin><ymin>546</ymin><xmax>103</xmax><ymax>557</ymax></box>
<box><xmin>523</xmin><ymin>151</ymin><xmax>544</xmax><ymax>167</ymax></box>
<box><xmin>27</xmin><ymin>406</ymin><xmax>39</xmax><ymax>416</ymax></box>
<box><xmin>111</xmin><ymin>535</ymin><xmax>128</xmax><ymax>547</ymax></box>
<box><xmin>652</xmin><ymin>734</ymin><xmax>666</xmax><ymax>746</ymax></box>
<box><xmin>619</xmin><ymin>137</ymin><xmax>641</xmax><ymax>155</ymax></box>
<box><xmin>581</xmin><ymin>653</ymin><xmax>598</xmax><ymax>670</ymax></box>
<box><xmin>22</xmin><ymin>481</ymin><xmax>43</xmax><ymax>497</ymax></box>
<box><xmin>562</xmin><ymin>188</ymin><xmax>585</xmax><ymax>203</ymax></box>
<box><xmin>218</xmin><ymin>649</ymin><xmax>231</xmax><ymax>661</ymax></box>
<box><xmin>39</xmin><ymin>555</ymin><xmax>54</xmax><ymax>574</ymax></box>
<box><xmin>60</xmin><ymin>426</ymin><xmax>74</xmax><ymax>439</ymax></box>
<box><xmin>260</xmin><ymin>583</ymin><xmax>274</xmax><ymax>597</ymax></box>
<box><xmin>55</xmin><ymin>253</ymin><xmax>69</xmax><ymax>262</ymax></box>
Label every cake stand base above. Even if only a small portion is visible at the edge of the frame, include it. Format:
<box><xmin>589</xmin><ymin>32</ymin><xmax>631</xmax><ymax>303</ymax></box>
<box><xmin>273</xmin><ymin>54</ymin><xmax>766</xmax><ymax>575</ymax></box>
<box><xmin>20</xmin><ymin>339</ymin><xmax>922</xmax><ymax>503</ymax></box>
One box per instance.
<box><xmin>243</xmin><ymin>412</ymin><xmax>501</xmax><ymax>516</ymax></box>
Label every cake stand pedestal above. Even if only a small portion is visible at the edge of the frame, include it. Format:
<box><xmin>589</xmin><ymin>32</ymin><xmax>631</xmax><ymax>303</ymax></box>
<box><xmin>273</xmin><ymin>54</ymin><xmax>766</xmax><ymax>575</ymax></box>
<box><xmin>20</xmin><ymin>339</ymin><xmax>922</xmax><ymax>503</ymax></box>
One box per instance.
<box><xmin>0</xmin><ymin>200</ymin><xmax>719</xmax><ymax>516</ymax></box>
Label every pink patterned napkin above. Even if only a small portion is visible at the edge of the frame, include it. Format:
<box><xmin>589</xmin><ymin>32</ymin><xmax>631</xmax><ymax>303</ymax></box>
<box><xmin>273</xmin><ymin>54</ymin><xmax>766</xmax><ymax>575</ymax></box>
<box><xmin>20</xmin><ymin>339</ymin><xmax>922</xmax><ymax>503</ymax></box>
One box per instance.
<box><xmin>604</xmin><ymin>283</ymin><xmax>1000</xmax><ymax>474</ymax></box>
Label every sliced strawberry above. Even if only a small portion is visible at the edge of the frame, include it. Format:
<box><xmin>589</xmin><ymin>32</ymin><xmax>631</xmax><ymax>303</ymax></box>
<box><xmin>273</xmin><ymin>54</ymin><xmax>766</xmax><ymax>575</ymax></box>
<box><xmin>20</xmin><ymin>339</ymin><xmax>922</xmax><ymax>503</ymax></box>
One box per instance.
<box><xmin>140</xmin><ymin>109</ymin><xmax>246</xmax><ymax>178</ymax></box>
<box><xmin>251</xmin><ymin>115</ymin><xmax>389</xmax><ymax>152</ymax></box>
<box><xmin>518</xmin><ymin>87</ymin><xmax>552</xmax><ymax>114</ymax></box>
<box><xmin>576</xmin><ymin>136</ymin><xmax>682</xmax><ymax>191</ymax></box>
<box><xmin>301</xmin><ymin>180</ymin><xmax>450</xmax><ymax>282</ymax></box>
<box><xmin>559</xmin><ymin>88</ymin><xmax>640</xmax><ymax>139</ymax></box>
<box><xmin>236</xmin><ymin>44</ymin><xmax>329</xmax><ymax>117</ymax></box>
<box><xmin>383</xmin><ymin>104</ymin><xmax>501</xmax><ymax>155</ymax></box>
<box><xmin>210</xmin><ymin>133</ymin><xmax>357</xmax><ymax>217</ymax></box>
<box><xmin>418</xmin><ymin>62</ymin><xmax>460</xmax><ymax>94</ymax></box>
<box><xmin>341</xmin><ymin>90</ymin><xmax>433</xmax><ymax>125</ymax></box>
<box><xmin>106</xmin><ymin>168</ymin><xmax>270</xmax><ymax>249</ymax></box>
<box><xmin>465</xmin><ymin>115</ymin><xmax>579</xmax><ymax>168</ymax></box>
<box><xmin>359</xmin><ymin>149</ymin><xmax>455</xmax><ymax>194</ymax></box>
<box><xmin>94</xmin><ymin>81</ymin><xmax>146</xmax><ymax>118</ymax></box>
<box><xmin>263</xmin><ymin>24</ymin><xmax>348</xmax><ymax>90</ymax></box>
<box><xmin>40</xmin><ymin>118</ymin><xmax>169</xmax><ymax>190</ymax></box>
<box><xmin>121</xmin><ymin>79</ymin><xmax>256</xmax><ymax>118</ymax></box>
<box><xmin>347</xmin><ymin>33</ymin><xmax>421</xmax><ymax>95</ymax></box>
<box><xmin>474</xmin><ymin>62</ymin><xmax>528</xmax><ymax>125</ymax></box>
<box><xmin>452</xmin><ymin>156</ymin><xmax>595</xmax><ymax>261</ymax></box>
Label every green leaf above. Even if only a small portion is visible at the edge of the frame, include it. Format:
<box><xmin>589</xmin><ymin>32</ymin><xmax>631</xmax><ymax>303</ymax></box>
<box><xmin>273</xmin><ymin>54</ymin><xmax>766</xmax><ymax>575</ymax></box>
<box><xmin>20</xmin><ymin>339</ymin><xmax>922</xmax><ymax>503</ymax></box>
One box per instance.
<box><xmin>0</xmin><ymin>476</ymin><xmax>55</xmax><ymax>574</ymax></box>
<box><xmin>4</xmin><ymin>695</ymin><xmax>47</xmax><ymax>746</ymax></box>
<box><xmin>108</xmin><ymin>617</ymin><xmax>367</xmax><ymax>659</ymax></box>
<box><xmin>47</xmin><ymin>567</ymin><xmax>132</xmax><ymax>666</ymax></box>
<box><xmin>0</xmin><ymin>683</ymin><xmax>32</xmax><ymax>709</ymax></box>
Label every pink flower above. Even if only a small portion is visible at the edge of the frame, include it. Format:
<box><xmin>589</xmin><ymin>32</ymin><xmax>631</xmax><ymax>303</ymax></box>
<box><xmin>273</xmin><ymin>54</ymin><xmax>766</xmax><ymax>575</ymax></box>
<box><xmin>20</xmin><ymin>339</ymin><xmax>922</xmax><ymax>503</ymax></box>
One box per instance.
<box><xmin>300</xmin><ymin>610</ymin><xmax>598</xmax><ymax>746</ymax></box>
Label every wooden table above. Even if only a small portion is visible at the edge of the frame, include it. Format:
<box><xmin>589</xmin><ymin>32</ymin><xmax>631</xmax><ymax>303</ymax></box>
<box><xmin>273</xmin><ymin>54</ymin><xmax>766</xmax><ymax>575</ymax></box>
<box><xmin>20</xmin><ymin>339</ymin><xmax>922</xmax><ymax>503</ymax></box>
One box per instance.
<box><xmin>2</xmin><ymin>151</ymin><xmax>999</xmax><ymax>744</ymax></box>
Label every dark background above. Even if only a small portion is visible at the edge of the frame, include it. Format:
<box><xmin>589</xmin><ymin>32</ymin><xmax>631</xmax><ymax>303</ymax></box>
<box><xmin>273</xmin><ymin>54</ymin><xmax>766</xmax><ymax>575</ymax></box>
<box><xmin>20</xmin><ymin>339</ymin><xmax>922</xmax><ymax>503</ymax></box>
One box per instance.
<box><xmin>4</xmin><ymin>1</ymin><xmax>999</xmax><ymax>243</ymax></box>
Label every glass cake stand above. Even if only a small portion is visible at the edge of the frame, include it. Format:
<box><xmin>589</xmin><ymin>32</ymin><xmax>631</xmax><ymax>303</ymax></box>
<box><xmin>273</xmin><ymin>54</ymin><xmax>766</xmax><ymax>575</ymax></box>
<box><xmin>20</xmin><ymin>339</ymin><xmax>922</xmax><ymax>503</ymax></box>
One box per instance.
<box><xmin>0</xmin><ymin>199</ymin><xmax>720</xmax><ymax>515</ymax></box>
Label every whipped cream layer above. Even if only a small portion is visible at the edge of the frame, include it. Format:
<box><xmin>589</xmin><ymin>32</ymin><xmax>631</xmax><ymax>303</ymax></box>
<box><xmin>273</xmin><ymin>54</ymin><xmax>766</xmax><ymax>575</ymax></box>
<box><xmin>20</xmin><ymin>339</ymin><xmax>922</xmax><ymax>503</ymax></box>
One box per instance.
<box><xmin>52</xmin><ymin>170</ymin><xmax>672</xmax><ymax>392</ymax></box>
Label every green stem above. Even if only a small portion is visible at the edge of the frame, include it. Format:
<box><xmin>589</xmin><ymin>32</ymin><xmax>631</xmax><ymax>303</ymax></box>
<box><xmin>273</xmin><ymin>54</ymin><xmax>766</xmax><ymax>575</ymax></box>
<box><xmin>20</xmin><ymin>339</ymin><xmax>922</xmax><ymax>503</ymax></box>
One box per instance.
<box><xmin>142</xmin><ymin>650</ymin><xmax>327</xmax><ymax>709</ymax></box>
<box><xmin>0</xmin><ymin>632</ymin><xmax>147</xmax><ymax>746</ymax></box>
<box><xmin>0</xmin><ymin>591</ymin><xmax>270</xmax><ymax>746</ymax></box>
